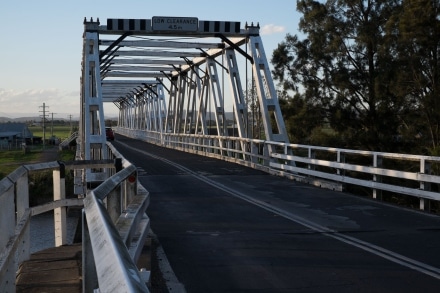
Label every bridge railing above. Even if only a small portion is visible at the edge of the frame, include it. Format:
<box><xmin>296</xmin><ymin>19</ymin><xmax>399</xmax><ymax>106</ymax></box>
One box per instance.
<box><xmin>82</xmin><ymin>143</ymin><xmax>150</xmax><ymax>292</ymax></box>
<box><xmin>117</xmin><ymin>127</ymin><xmax>440</xmax><ymax>212</ymax></box>
<box><xmin>0</xmin><ymin>161</ymin><xmax>83</xmax><ymax>292</ymax></box>
<box><xmin>58</xmin><ymin>131</ymin><xmax>78</xmax><ymax>150</ymax></box>
<box><xmin>266</xmin><ymin>141</ymin><xmax>440</xmax><ymax>209</ymax></box>
<box><xmin>0</xmin><ymin>142</ymin><xmax>151</xmax><ymax>292</ymax></box>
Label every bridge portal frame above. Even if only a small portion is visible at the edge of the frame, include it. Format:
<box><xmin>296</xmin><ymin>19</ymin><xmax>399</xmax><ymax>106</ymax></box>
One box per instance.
<box><xmin>80</xmin><ymin>17</ymin><xmax>290</xmax><ymax>186</ymax></box>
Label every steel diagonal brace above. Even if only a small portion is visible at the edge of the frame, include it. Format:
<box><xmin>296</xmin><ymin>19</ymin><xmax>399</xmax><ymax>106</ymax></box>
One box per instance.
<box><xmin>215</xmin><ymin>33</ymin><xmax>254</xmax><ymax>64</ymax></box>
<box><xmin>99</xmin><ymin>32</ymin><xmax>131</xmax><ymax>61</ymax></box>
<box><xmin>113</xmin><ymin>101</ymin><xmax>121</xmax><ymax>109</ymax></box>
<box><xmin>143</xmin><ymin>83</ymin><xmax>158</xmax><ymax>97</ymax></box>
<box><xmin>156</xmin><ymin>78</ymin><xmax>170</xmax><ymax>94</ymax></box>
<box><xmin>160</xmin><ymin>72</ymin><xmax>178</xmax><ymax>92</ymax></box>
<box><xmin>198</xmin><ymin>48</ymin><xmax>229</xmax><ymax>74</ymax></box>
<box><xmin>100</xmin><ymin>54</ymin><xmax>117</xmax><ymax>75</ymax></box>
<box><xmin>183</xmin><ymin>57</ymin><xmax>204</xmax><ymax>81</ymax></box>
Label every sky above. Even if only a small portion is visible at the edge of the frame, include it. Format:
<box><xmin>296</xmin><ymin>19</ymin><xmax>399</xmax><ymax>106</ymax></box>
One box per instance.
<box><xmin>0</xmin><ymin>0</ymin><xmax>300</xmax><ymax>119</ymax></box>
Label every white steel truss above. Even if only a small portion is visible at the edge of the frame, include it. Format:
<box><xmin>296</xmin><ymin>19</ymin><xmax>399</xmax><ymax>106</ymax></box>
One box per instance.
<box><xmin>80</xmin><ymin>22</ymin><xmax>108</xmax><ymax>184</ymax></box>
<box><xmin>80</xmin><ymin>17</ymin><xmax>290</xmax><ymax>180</ymax></box>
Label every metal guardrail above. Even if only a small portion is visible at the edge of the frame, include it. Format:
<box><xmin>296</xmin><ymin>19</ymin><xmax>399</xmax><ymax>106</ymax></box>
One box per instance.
<box><xmin>0</xmin><ymin>142</ymin><xmax>151</xmax><ymax>292</ymax></box>
<box><xmin>58</xmin><ymin>131</ymin><xmax>78</xmax><ymax>150</ymax></box>
<box><xmin>0</xmin><ymin>161</ymin><xmax>83</xmax><ymax>292</ymax></box>
<box><xmin>82</xmin><ymin>143</ymin><xmax>150</xmax><ymax>292</ymax></box>
<box><xmin>117</xmin><ymin>127</ymin><xmax>440</xmax><ymax>212</ymax></box>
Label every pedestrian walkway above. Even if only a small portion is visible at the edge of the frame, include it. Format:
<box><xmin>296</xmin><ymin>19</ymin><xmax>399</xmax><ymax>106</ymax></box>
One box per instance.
<box><xmin>16</xmin><ymin>244</ymin><xmax>82</xmax><ymax>293</ymax></box>
<box><xmin>15</xmin><ymin>209</ymin><xmax>82</xmax><ymax>292</ymax></box>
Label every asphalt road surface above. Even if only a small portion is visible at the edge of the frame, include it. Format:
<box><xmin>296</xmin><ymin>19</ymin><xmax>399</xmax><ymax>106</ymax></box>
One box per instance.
<box><xmin>113</xmin><ymin>135</ymin><xmax>440</xmax><ymax>293</ymax></box>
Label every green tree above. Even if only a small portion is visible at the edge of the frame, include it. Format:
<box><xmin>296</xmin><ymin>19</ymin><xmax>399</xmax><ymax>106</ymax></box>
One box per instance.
<box><xmin>272</xmin><ymin>0</ymin><xmax>404</xmax><ymax>151</ymax></box>
<box><xmin>386</xmin><ymin>0</ymin><xmax>440</xmax><ymax>154</ymax></box>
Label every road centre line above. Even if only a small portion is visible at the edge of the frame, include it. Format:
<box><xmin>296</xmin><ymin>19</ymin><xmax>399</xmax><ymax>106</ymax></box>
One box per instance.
<box><xmin>117</xmin><ymin>141</ymin><xmax>440</xmax><ymax>280</ymax></box>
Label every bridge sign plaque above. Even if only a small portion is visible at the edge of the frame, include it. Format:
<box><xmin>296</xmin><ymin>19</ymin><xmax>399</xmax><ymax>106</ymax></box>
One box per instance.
<box><xmin>152</xmin><ymin>16</ymin><xmax>198</xmax><ymax>32</ymax></box>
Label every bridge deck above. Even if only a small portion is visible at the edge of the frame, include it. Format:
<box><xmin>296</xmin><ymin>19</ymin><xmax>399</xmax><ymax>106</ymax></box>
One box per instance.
<box><xmin>15</xmin><ymin>239</ymin><xmax>156</xmax><ymax>292</ymax></box>
<box><xmin>114</xmin><ymin>135</ymin><xmax>440</xmax><ymax>292</ymax></box>
<box><xmin>16</xmin><ymin>244</ymin><xmax>82</xmax><ymax>293</ymax></box>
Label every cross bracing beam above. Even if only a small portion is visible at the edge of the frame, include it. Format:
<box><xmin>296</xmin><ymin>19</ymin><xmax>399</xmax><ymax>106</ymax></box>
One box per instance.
<box><xmin>104</xmin><ymin>72</ymin><xmax>164</xmax><ymax>78</ymax></box>
<box><xmin>109</xmin><ymin>59</ymin><xmax>188</xmax><ymax>65</ymax></box>
<box><xmin>111</xmin><ymin>50</ymin><xmax>204</xmax><ymax>58</ymax></box>
<box><xmin>106</xmin><ymin>65</ymin><xmax>175</xmax><ymax>71</ymax></box>
<box><xmin>102</xmin><ymin>80</ymin><xmax>158</xmax><ymax>85</ymax></box>
<box><xmin>81</xmin><ymin>17</ymin><xmax>291</xmax><ymax>182</ymax></box>
<box><xmin>170</xmin><ymin>38</ymin><xmax>247</xmax><ymax>77</ymax></box>
<box><xmin>100</xmin><ymin>39</ymin><xmax>223</xmax><ymax>49</ymax></box>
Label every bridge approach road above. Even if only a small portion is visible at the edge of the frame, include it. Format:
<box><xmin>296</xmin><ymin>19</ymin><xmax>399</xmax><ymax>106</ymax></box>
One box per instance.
<box><xmin>114</xmin><ymin>135</ymin><xmax>440</xmax><ymax>293</ymax></box>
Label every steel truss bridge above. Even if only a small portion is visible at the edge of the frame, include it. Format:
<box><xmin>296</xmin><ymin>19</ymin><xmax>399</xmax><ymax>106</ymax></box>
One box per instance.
<box><xmin>2</xmin><ymin>17</ymin><xmax>440</xmax><ymax>292</ymax></box>
<box><xmin>79</xmin><ymin>16</ymin><xmax>289</xmax><ymax>186</ymax></box>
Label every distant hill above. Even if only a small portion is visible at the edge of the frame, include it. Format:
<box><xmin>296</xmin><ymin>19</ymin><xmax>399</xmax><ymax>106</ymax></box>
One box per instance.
<box><xmin>0</xmin><ymin>116</ymin><xmax>44</xmax><ymax>123</ymax></box>
<box><xmin>0</xmin><ymin>116</ymin><xmax>117</xmax><ymax>123</ymax></box>
<box><xmin>0</xmin><ymin>117</ymin><xmax>14</xmax><ymax>123</ymax></box>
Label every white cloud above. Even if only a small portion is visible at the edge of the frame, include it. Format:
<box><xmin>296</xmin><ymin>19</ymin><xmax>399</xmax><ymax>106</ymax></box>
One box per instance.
<box><xmin>260</xmin><ymin>24</ymin><xmax>286</xmax><ymax>35</ymax></box>
<box><xmin>0</xmin><ymin>88</ymin><xmax>80</xmax><ymax>118</ymax></box>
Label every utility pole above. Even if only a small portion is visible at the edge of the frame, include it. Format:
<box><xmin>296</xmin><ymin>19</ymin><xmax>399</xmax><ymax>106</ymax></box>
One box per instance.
<box><xmin>68</xmin><ymin>114</ymin><xmax>73</xmax><ymax>134</ymax></box>
<box><xmin>39</xmin><ymin>103</ymin><xmax>49</xmax><ymax>148</ymax></box>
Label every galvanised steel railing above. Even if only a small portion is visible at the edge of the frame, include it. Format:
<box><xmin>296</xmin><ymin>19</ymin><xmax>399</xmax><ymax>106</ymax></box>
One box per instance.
<box><xmin>0</xmin><ymin>142</ymin><xmax>150</xmax><ymax>292</ymax></box>
<box><xmin>117</xmin><ymin>127</ymin><xmax>440</xmax><ymax>212</ymax></box>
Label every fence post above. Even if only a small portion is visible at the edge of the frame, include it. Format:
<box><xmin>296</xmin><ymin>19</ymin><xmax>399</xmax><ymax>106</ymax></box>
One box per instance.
<box><xmin>53</xmin><ymin>163</ymin><xmax>67</xmax><ymax>246</ymax></box>
<box><xmin>263</xmin><ymin>142</ymin><xmax>270</xmax><ymax>166</ymax></box>
<box><xmin>337</xmin><ymin>151</ymin><xmax>345</xmax><ymax>176</ymax></box>
<box><xmin>336</xmin><ymin>151</ymin><xmax>346</xmax><ymax>191</ymax></box>
<box><xmin>16</xmin><ymin>170</ymin><xmax>31</xmax><ymax>263</ymax></box>
<box><xmin>227</xmin><ymin>140</ymin><xmax>232</xmax><ymax>157</ymax></box>
<box><xmin>0</xmin><ymin>179</ymin><xmax>16</xmax><ymax>292</ymax></box>
<box><xmin>373</xmin><ymin>153</ymin><xmax>382</xmax><ymax>200</ymax></box>
<box><xmin>308</xmin><ymin>147</ymin><xmax>316</xmax><ymax>171</ymax></box>
<box><xmin>236</xmin><ymin>139</ymin><xmax>242</xmax><ymax>160</ymax></box>
<box><xmin>16</xmin><ymin>171</ymin><xmax>29</xmax><ymax>220</ymax></box>
<box><xmin>420</xmin><ymin>158</ymin><xmax>431</xmax><ymax>211</ymax></box>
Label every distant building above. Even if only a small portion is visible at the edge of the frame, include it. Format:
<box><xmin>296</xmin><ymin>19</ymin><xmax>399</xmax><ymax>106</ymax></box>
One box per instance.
<box><xmin>0</xmin><ymin>123</ymin><xmax>34</xmax><ymax>147</ymax></box>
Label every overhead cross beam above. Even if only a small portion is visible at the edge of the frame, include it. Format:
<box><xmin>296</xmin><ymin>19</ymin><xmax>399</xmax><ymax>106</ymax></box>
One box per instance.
<box><xmin>80</xmin><ymin>17</ymin><xmax>291</xmax><ymax>186</ymax></box>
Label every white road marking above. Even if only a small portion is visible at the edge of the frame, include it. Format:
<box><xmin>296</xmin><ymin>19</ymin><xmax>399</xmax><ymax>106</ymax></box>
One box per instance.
<box><xmin>117</xmin><ymin>140</ymin><xmax>440</xmax><ymax>280</ymax></box>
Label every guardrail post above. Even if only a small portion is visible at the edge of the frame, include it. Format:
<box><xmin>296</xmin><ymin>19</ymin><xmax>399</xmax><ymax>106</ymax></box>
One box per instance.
<box><xmin>108</xmin><ymin>158</ymin><xmax>123</xmax><ymax>223</ymax></box>
<box><xmin>251</xmin><ymin>141</ymin><xmax>258</xmax><ymax>163</ymax></box>
<box><xmin>227</xmin><ymin>140</ymin><xmax>232</xmax><ymax>157</ymax></box>
<box><xmin>236</xmin><ymin>140</ymin><xmax>241</xmax><ymax>160</ymax></box>
<box><xmin>124</xmin><ymin>171</ymin><xmax>137</xmax><ymax>211</ymax></box>
<box><xmin>263</xmin><ymin>142</ymin><xmax>270</xmax><ymax>166</ymax></box>
<box><xmin>0</xmin><ymin>179</ymin><xmax>16</xmax><ymax>292</ymax></box>
<box><xmin>16</xmin><ymin>170</ymin><xmax>31</xmax><ymax>263</ymax></box>
<box><xmin>53</xmin><ymin>162</ymin><xmax>67</xmax><ymax>246</ymax></box>
<box><xmin>214</xmin><ymin>139</ymin><xmax>219</xmax><ymax>155</ymax></box>
<box><xmin>308</xmin><ymin>148</ymin><xmax>315</xmax><ymax>171</ymax></box>
<box><xmin>373</xmin><ymin>153</ymin><xmax>383</xmax><ymax>200</ymax></box>
<box><xmin>337</xmin><ymin>151</ymin><xmax>346</xmax><ymax>190</ymax></box>
<box><xmin>337</xmin><ymin>151</ymin><xmax>345</xmax><ymax>176</ymax></box>
<box><xmin>420</xmin><ymin>158</ymin><xmax>431</xmax><ymax>211</ymax></box>
<box><xmin>16</xmin><ymin>171</ymin><xmax>29</xmax><ymax>220</ymax></box>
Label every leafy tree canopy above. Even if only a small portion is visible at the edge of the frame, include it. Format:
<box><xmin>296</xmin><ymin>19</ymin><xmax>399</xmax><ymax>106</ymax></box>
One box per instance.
<box><xmin>272</xmin><ymin>0</ymin><xmax>440</xmax><ymax>154</ymax></box>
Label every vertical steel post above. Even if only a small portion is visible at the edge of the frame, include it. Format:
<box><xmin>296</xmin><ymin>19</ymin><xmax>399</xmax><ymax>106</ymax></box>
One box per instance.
<box><xmin>373</xmin><ymin>153</ymin><xmax>383</xmax><ymax>200</ymax></box>
<box><xmin>81</xmin><ymin>19</ymin><xmax>108</xmax><ymax>185</ymax></box>
<box><xmin>108</xmin><ymin>158</ymin><xmax>122</xmax><ymax>223</ymax></box>
<box><xmin>53</xmin><ymin>163</ymin><xmax>67</xmax><ymax>246</ymax></box>
<box><xmin>420</xmin><ymin>158</ymin><xmax>431</xmax><ymax>211</ymax></box>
